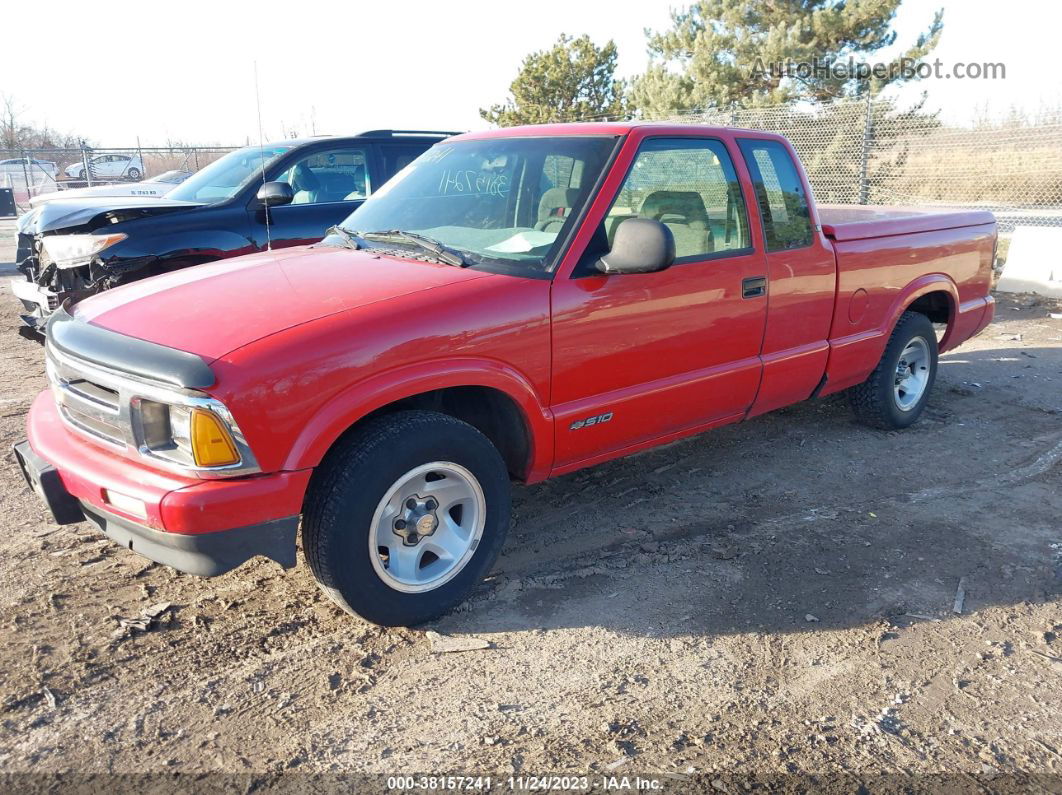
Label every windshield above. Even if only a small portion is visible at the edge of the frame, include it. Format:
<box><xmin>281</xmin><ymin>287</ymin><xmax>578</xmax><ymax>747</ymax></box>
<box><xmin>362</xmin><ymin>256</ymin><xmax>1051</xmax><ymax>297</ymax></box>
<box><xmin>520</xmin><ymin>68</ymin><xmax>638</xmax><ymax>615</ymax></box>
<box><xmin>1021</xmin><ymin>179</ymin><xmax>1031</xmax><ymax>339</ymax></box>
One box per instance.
<box><xmin>338</xmin><ymin>136</ymin><xmax>617</xmax><ymax>274</ymax></box>
<box><xmin>167</xmin><ymin>145</ymin><xmax>292</xmax><ymax>203</ymax></box>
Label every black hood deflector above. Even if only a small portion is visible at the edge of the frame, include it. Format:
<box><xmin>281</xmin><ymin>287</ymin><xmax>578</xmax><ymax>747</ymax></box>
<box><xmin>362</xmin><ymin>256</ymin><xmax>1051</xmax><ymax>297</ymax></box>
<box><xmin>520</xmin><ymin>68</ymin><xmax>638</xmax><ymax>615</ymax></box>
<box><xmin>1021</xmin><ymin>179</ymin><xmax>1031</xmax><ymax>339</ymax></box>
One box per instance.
<box><xmin>47</xmin><ymin>304</ymin><xmax>215</xmax><ymax>389</ymax></box>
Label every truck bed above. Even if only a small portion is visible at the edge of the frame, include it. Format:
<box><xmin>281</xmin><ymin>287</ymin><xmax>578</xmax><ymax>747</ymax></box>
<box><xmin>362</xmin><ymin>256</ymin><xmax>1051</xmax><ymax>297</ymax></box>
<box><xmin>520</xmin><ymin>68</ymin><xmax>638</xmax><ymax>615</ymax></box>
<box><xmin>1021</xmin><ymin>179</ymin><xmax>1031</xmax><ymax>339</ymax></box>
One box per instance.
<box><xmin>817</xmin><ymin>203</ymin><xmax>996</xmax><ymax>399</ymax></box>
<box><xmin>818</xmin><ymin>204</ymin><xmax>996</xmax><ymax>241</ymax></box>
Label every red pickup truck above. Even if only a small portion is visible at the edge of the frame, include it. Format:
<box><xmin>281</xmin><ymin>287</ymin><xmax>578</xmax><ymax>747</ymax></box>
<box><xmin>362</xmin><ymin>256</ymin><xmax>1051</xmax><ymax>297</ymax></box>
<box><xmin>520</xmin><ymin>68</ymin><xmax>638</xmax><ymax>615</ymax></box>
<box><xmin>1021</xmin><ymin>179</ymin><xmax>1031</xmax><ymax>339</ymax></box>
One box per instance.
<box><xmin>14</xmin><ymin>122</ymin><xmax>996</xmax><ymax>626</ymax></box>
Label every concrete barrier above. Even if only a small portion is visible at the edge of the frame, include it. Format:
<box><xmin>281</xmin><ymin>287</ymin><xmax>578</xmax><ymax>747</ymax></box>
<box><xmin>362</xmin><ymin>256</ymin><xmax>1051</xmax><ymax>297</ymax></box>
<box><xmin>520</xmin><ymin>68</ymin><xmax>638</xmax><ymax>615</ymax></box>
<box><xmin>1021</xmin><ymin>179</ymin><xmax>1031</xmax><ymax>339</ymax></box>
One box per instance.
<box><xmin>996</xmin><ymin>226</ymin><xmax>1062</xmax><ymax>298</ymax></box>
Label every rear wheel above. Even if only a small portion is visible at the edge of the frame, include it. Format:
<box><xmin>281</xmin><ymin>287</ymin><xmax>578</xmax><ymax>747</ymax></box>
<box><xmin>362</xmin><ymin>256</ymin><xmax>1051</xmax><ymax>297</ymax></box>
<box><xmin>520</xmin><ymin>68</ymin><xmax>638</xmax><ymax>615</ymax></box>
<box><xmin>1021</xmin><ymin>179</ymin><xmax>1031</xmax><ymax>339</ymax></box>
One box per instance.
<box><xmin>127</xmin><ymin>167</ymin><xmax>141</xmax><ymax>180</ymax></box>
<box><xmin>849</xmin><ymin>311</ymin><xmax>938</xmax><ymax>429</ymax></box>
<box><xmin>302</xmin><ymin>410</ymin><xmax>511</xmax><ymax>626</ymax></box>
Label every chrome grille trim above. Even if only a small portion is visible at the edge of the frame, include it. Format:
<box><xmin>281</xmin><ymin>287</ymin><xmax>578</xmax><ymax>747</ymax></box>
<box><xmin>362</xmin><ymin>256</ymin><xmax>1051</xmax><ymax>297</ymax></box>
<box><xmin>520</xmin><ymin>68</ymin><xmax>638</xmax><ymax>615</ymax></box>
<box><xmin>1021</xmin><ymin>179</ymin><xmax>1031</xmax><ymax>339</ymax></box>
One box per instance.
<box><xmin>48</xmin><ymin>350</ymin><xmax>131</xmax><ymax>449</ymax></box>
<box><xmin>45</xmin><ymin>343</ymin><xmax>260</xmax><ymax>479</ymax></box>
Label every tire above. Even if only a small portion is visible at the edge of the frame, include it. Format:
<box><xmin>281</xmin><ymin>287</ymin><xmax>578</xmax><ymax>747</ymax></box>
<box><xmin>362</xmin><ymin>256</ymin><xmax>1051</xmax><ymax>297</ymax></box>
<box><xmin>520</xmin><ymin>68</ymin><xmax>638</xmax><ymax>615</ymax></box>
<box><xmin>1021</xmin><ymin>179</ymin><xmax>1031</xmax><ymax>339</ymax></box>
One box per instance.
<box><xmin>127</xmin><ymin>168</ymin><xmax>141</xmax><ymax>180</ymax></box>
<box><xmin>302</xmin><ymin>410</ymin><xmax>511</xmax><ymax>626</ymax></box>
<box><xmin>848</xmin><ymin>311</ymin><xmax>938</xmax><ymax>429</ymax></box>
<box><xmin>77</xmin><ymin>169</ymin><xmax>86</xmax><ymax>179</ymax></box>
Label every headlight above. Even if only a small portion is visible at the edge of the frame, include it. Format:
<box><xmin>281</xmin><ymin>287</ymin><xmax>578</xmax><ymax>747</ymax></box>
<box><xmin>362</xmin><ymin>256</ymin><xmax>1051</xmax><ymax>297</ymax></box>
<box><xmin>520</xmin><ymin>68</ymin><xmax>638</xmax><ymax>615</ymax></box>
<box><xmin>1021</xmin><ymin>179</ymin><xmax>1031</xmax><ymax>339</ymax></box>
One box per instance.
<box><xmin>134</xmin><ymin>399</ymin><xmax>242</xmax><ymax>469</ymax></box>
<box><xmin>48</xmin><ymin>343</ymin><xmax>258</xmax><ymax>478</ymax></box>
<box><xmin>41</xmin><ymin>233</ymin><xmax>127</xmax><ymax>269</ymax></box>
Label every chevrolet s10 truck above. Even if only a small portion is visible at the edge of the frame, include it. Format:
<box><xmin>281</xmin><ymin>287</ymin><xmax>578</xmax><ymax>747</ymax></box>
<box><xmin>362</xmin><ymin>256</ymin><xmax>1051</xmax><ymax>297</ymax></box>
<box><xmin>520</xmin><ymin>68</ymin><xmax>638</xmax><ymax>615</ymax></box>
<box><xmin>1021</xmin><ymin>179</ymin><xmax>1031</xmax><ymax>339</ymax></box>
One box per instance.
<box><xmin>14</xmin><ymin>123</ymin><xmax>996</xmax><ymax>626</ymax></box>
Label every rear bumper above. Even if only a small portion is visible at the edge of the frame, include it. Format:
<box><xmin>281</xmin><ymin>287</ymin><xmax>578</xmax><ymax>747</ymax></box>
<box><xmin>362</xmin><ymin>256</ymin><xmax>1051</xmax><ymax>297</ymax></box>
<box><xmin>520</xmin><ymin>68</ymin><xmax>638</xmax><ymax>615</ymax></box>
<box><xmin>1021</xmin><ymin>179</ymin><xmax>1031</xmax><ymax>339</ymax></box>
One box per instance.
<box><xmin>19</xmin><ymin>391</ymin><xmax>311</xmax><ymax>575</ymax></box>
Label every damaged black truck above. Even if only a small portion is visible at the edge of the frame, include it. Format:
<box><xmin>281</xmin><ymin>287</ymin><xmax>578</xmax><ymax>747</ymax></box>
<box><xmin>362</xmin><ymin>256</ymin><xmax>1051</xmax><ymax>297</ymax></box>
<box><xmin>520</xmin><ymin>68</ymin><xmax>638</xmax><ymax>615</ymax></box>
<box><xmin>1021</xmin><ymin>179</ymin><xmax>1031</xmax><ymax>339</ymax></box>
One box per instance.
<box><xmin>11</xmin><ymin>130</ymin><xmax>454</xmax><ymax>332</ymax></box>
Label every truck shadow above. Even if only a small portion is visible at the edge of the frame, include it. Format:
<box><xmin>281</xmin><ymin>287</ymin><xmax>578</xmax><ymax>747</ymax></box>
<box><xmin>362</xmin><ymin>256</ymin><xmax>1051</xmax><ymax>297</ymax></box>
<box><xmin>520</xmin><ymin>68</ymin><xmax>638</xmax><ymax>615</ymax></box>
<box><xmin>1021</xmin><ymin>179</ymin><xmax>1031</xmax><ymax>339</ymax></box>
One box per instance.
<box><xmin>437</xmin><ymin>345</ymin><xmax>1062</xmax><ymax>639</ymax></box>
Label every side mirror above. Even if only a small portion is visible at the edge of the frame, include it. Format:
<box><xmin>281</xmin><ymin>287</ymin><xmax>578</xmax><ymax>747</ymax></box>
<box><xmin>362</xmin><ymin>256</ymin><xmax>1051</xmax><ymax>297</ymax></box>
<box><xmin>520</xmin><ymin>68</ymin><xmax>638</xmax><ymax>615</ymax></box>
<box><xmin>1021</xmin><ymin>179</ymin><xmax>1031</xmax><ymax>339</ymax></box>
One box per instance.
<box><xmin>256</xmin><ymin>181</ymin><xmax>293</xmax><ymax>207</ymax></box>
<box><xmin>596</xmin><ymin>217</ymin><xmax>675</xmax><ymax>275</ymax></box>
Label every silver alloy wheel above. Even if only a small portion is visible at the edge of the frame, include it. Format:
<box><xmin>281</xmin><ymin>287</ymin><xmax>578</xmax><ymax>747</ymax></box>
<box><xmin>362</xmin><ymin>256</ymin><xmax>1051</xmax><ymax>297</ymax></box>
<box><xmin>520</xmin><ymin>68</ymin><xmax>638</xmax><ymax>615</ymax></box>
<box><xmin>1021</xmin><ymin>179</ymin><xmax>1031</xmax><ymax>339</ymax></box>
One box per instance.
<box><xmin>894</xmin><ymin>336</ymin><xmax>931</xmax><ymax>411</ymax></box>
<box><xmin>368</xmin><ymin>461</ymin><xmax>485</xmax><ymax>593</ymax></box>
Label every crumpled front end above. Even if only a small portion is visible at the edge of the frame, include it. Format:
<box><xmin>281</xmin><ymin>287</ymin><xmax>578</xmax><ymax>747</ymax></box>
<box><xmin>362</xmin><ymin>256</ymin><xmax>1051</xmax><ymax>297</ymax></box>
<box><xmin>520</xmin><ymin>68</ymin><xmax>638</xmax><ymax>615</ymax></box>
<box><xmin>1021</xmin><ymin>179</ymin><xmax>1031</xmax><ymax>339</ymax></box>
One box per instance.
<box><xmin>12</xmin><ymin>236</ymin><xmax>97</xmax><ymax>333</ymax></box>
<box><xmin>10</xmin><ymin>197</ymin><xmax>193</xmax><ymax>332</ymax></box>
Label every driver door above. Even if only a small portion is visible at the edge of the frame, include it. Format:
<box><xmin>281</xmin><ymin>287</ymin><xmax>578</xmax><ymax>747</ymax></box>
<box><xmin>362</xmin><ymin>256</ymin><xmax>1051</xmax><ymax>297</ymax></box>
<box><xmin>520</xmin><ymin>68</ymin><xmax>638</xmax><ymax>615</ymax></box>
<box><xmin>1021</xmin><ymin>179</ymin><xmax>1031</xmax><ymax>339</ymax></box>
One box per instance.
<box><xmin>550</xmin><ymin>135</ymin><xmax>769</xmax><ymax>471</ymax></box>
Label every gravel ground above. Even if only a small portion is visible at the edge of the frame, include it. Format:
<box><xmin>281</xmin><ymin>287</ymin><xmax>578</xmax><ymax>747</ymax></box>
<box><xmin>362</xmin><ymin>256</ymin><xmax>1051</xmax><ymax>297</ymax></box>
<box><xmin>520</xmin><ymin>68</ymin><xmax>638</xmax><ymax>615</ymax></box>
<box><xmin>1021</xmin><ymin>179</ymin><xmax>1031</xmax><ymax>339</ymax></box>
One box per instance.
<box><xmin>0</xmin><ymin>277</ymin><xmax>1059</xmax><ymax>791</ymax></box>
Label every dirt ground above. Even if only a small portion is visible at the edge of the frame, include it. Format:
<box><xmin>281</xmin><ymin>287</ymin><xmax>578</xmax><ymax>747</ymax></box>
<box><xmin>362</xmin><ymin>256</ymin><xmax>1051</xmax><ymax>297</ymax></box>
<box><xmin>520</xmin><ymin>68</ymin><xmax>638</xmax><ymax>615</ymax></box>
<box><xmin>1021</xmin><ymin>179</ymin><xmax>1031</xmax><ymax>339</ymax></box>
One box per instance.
<box><xmin>0</xmin><ymin>260</ymin><xmax>1059</xmax><ymax>789</ymax></box>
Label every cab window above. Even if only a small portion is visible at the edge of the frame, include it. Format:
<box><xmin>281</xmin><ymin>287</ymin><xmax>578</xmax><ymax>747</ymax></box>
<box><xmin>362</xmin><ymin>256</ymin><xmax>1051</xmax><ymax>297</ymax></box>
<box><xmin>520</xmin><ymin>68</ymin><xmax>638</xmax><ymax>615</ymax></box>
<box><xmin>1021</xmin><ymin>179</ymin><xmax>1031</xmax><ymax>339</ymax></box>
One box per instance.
<box><xmin>602</xmin><ymin>138</ymin><xmax>751</xmax><ymax>261</ymax></box>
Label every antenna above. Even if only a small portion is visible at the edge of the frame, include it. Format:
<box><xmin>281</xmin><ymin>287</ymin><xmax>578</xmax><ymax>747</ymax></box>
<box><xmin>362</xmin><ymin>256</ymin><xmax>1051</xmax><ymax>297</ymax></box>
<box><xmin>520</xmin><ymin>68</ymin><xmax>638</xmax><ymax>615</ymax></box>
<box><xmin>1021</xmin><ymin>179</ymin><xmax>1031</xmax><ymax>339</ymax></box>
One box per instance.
<box><xmin>254</xmin><ymin>60</ymin><xmax>272</xmax><ymax>252</ymax></box>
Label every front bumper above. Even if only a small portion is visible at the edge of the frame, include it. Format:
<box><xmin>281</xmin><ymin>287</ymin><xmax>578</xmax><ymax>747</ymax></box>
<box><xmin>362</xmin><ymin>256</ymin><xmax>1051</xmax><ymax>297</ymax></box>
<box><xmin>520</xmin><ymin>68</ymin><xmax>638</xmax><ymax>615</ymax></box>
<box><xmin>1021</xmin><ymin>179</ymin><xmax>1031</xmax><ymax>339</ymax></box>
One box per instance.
<box><xmin>18</xmin><ymin>391</ymin><xmax>312</xmax><ymax>575</ymax></box>
<box><xmin>9</xmin><ymin>276</ymin><xmax>58</xmax><ymax>332</ymax></box>
<box><xmin>80</xmin><ymin>502</ymin><xmax>297</xmax><ymax>577</ymax></box>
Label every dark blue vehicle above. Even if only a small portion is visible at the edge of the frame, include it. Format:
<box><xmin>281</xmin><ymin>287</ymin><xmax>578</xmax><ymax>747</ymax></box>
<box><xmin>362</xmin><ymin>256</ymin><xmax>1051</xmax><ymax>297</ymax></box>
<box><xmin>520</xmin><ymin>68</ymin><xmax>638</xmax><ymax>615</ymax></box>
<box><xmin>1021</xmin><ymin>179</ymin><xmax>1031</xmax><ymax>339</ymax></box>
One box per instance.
<box><xmin>12</xmin><ymin>130</ymin><xmax>455</xmax><ymax>331</ymax></box>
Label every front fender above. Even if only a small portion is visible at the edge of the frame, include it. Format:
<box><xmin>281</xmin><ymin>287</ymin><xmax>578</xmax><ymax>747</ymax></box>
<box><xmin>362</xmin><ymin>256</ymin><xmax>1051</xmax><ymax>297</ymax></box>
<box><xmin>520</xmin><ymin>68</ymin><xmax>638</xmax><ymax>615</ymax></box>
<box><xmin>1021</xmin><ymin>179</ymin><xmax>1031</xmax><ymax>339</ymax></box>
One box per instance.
<box><xmin>282</xmin><ymin>358</ymin><xmax>555</xmax><ymax>481</ymax></box>
<box><xmin>100</xmin><ymin>229</ymin><xmax>257</xmax><ymax>277</ymax></box>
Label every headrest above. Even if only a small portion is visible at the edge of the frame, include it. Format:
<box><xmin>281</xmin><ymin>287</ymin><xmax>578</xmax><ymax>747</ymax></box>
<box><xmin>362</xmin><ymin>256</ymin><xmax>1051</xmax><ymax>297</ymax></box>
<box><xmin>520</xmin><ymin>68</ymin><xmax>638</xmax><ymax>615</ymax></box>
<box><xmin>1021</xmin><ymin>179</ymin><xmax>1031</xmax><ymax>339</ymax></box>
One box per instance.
<box><xmin>290</xmin><ymin>162</ymin><xmax>320</xmax><ymax>191</ymax></box>
<box><xmin>639</xmin><ymin>190</ymin><xmax>709</xmax><ymax>226</ymax></box>
<box><xmin>538</xmin><ymin>187</ymin><xmax>580</xmax><ymax>222</ymax></box>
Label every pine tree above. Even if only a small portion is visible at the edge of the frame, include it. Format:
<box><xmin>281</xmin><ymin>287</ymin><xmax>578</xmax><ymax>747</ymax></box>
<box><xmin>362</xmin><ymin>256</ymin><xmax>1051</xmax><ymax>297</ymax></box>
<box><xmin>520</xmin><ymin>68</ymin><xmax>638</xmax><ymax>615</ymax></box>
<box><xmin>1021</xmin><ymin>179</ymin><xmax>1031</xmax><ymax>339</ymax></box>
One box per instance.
<box><xmin>630</xmin><ymin>0</ymin><xmax>943</xmax><ymax>116</ymax></box>
<box><xmin>481</xmin><ymin>34</ymin><xmax>628</xmax><ymax>127</ymax></box>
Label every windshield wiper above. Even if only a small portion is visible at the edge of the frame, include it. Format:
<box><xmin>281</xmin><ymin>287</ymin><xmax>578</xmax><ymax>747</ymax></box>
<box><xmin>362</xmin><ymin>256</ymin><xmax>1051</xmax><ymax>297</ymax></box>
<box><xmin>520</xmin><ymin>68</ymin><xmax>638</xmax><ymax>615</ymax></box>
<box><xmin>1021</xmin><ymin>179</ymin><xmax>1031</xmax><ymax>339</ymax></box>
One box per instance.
<box><xmin>360</xmin><ymin>229</ymin><xmax>467</xmax><ymax>267</ymax></box>
<box><xmin>324</xmin><ymin>226</ymin><xmax>363</xmax><ymax>251</ymax></box>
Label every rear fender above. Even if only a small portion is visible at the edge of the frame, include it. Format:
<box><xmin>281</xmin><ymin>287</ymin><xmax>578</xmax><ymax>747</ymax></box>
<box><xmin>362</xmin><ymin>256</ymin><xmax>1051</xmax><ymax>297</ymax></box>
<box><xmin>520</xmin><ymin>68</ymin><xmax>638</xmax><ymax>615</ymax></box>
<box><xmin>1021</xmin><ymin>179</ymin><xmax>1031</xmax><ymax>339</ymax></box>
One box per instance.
<box><xmin>822</xmin><ymin>274</ymin><xmax>959</xmax><ymax>396</ymax></box>
<box><xmin>888</xmin><ymin>274</ymin><xmax>959</xmax><ymax>339</ymax></box>
<box><xmin>282</xmin><ymin>359</ymin><xmax>554</xmax><ymax>481</ymax></box>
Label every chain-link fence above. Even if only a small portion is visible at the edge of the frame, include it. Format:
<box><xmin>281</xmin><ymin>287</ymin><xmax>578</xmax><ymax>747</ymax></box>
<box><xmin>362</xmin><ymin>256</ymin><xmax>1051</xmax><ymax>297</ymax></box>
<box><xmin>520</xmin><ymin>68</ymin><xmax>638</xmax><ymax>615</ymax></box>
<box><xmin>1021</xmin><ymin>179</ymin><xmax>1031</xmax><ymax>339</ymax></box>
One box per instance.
<box><xmin>4</xmin><ymin>101</ymin><xmax>1061</xmax><ymax>233</ymax></box>
<box><xmin>0</xmin><ymin>145</ymin><xmax>238</xmax><ymax>212</ymax></box>
<box><xmin>657</xmin><ymin>98</ymin><xmax>1062</xmax><ymax>235</ymax></box>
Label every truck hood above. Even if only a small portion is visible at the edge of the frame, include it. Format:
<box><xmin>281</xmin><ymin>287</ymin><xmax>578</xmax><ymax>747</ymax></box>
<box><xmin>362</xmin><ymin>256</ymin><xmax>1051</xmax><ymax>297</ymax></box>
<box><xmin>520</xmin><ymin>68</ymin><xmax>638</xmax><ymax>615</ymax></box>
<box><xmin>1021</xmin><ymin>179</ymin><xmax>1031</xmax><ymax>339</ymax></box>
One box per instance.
<box><xmin>72</xmin><ymin>246</ymin><xmax>495</xmax><ymax>361</ymax></box>
<box><xmin>20</xmin><ymin>195</ymin><xmax>202</xmax><ymax>234</ymax></box>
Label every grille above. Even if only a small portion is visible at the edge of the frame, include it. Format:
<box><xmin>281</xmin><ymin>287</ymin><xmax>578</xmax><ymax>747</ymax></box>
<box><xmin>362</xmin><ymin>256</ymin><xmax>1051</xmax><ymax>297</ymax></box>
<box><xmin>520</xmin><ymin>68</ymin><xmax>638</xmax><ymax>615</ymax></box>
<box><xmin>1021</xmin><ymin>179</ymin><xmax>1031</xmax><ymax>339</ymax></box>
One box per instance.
<box><xmin>47</xmin><ymin>351</ymin><xmax>128</xmax><ymax>448</ymax></box>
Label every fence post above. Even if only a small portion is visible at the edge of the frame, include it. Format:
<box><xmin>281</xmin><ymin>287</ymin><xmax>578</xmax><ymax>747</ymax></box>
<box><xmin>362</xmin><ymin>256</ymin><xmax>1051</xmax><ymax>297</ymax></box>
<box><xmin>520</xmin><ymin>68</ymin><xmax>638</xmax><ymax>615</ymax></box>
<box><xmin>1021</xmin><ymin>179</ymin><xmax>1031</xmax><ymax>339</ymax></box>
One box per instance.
<box><xmin>19</xmin><ymin>149</ymin><xmax>30</xmax><ymax>199</ymax></box>
<box><xmin>80</xmin><ymin>140</ymin><xmax>93</xmax><ymax>187</ymax></box>
<box><xmin>858</xmin><ymin>94</ymin><xmax>874</xmax><ymax>205</ymax></box>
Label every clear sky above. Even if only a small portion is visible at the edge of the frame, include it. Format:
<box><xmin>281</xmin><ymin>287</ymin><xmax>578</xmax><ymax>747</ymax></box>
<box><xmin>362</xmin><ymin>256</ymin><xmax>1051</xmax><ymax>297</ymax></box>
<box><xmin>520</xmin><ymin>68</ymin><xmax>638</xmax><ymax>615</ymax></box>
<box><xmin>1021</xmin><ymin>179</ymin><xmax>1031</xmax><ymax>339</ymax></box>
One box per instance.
<box><xmin>1</xmin><ymin>0</ymin><xmax>1056</xmax><ymax>146</ymax></box>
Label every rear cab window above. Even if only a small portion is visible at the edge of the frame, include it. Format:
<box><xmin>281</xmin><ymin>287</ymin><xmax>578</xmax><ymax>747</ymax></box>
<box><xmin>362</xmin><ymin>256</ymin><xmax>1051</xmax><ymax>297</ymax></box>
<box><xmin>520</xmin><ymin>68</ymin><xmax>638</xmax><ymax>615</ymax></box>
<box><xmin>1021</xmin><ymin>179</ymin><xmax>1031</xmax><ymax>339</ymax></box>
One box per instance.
<box><xmin>737</xmin><ymin>139</ymin><xmax>813</xmax><ymax>251</ymax></box>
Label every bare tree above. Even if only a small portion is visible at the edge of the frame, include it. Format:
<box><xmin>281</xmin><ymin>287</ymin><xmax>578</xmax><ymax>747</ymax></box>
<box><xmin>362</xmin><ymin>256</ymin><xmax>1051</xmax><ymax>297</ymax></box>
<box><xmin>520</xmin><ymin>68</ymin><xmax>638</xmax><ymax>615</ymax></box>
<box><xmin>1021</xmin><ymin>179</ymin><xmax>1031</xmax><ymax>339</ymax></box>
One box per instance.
<box><xmin>0</xmin><ymin>93</ymin><xmax>83</xmax><ymax>150</ymax></box>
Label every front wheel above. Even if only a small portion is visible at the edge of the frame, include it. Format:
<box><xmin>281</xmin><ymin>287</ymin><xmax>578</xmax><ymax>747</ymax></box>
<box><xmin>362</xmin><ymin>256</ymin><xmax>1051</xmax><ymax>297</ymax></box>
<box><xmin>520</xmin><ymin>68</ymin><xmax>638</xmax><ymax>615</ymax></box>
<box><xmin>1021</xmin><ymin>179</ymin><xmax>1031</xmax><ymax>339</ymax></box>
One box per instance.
<box><xmin>302</xmin><ymin>410</ymin><xmax>511</xmax><ymax>626</ymax></box>
<box><xmin>848</xmin><ymin>311</ymin><xmax>938</xmax><ymax>429</ymax></box>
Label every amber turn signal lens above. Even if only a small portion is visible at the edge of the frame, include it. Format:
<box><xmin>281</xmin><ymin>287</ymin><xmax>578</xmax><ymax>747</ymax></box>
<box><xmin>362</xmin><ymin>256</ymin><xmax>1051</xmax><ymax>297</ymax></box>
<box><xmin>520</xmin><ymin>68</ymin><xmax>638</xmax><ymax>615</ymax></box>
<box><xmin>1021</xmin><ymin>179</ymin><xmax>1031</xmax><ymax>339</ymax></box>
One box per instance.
<box><xmin>190</xmin><ymin>409</ymin><xmax>240</xmax><ymax>467</ymax></box>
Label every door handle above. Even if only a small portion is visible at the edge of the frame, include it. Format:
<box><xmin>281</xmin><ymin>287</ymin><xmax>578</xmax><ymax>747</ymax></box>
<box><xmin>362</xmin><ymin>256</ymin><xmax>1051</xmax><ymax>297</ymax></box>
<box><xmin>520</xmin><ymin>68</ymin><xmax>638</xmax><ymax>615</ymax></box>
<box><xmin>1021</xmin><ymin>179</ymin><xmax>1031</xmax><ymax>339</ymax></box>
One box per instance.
<box><xmin>742</xmin><ymin>276</ymin><xmax>767</xmax><ymax>299</ymax></box>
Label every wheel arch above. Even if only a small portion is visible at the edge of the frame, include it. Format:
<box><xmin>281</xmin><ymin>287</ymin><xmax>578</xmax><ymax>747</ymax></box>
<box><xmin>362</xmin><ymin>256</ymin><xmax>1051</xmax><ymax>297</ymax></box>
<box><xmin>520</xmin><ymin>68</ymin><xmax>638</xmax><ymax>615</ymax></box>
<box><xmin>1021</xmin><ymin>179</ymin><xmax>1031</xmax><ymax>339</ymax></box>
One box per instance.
<box><xmin>891</xmin><ymin>275</ymin><xmax>959</xmax><ymax>342</ymax></box>
<box><xmin>284</xmin><ymin>360</ymin><xmax>553</xmax><ymax>482</ymax></box>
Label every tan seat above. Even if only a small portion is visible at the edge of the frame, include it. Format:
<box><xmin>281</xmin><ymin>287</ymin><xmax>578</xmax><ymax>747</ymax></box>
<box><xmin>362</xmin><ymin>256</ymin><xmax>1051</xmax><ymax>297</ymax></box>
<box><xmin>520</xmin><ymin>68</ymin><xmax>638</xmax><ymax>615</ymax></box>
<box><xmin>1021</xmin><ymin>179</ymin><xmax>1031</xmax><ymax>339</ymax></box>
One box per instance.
<box><xmin>639</xmin><ymin>190</ymin><xmax>713</xmax><ymax>258</ymax></box>
<box><xmin>290</xmin><ymin>162</ymin><xmax>322</xmax><ymax>205</ymax></box>
<box><xmin>535</xmin><ymin>187</ymin><xmax>580</xmax><ymax>233</ymax></box>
